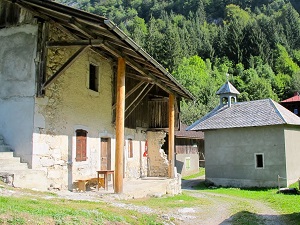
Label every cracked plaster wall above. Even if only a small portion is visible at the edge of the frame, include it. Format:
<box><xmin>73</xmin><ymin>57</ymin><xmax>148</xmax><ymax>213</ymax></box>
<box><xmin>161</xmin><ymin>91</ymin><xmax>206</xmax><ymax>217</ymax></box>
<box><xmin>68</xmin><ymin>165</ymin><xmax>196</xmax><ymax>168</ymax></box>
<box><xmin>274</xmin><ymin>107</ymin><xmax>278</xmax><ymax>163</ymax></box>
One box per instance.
<box><xmin>146</xmin><ymin>131</ymin><xmax>168</xmax><ymax>177</ymax></box>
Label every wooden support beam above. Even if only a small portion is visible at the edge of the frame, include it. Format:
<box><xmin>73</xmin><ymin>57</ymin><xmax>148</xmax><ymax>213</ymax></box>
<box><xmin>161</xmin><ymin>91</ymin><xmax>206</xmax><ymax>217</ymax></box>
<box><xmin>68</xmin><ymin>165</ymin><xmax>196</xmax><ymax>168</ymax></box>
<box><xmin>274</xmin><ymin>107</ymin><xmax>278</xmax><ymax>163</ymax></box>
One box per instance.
<box><xmin>47</xmin><ymin>39</ymin><xmax>104</xmax><ymax>48</ymax></box>
<box><xmin>69</xmin><ymin>17</ymin><xmax>95</xmax><ymax>39</ymax></box>
<box><xmin>112</xmin><ymin>81</ymin><xmax>145</xmax><ymax>110</ymax></box>
<box><xmin>168</xmin><ymin>94</ymin><xmax>175</xmax><ymax>178</ymax></box>
<box><xmin>125</xmin><ymin>84</ymin><xmax>154</xmax><ymax>120</ymax></box>
<box><xmin>125</xmin><ymin>83</ymin><xmax>149</xmax><ymax>113</ymax></box>
<box><xmin>101</xmin><ymin>42</ymin><xmax>178</xmax><ymax>98</ymax></box>
<box><xmin>36</xmin><ymin>20</ymin><xmax>49</xmax><ymax>97</ymax></box>
<box><xmin>115</xmin><ymin>57</ymin><xmax>126</xmax><ymax>194</ymax></box>
<box><xmin>126</xmin><ymin>72</ymin><xmax>153</xmax><ymax>82</ymax></box>
<box><xmin>42</xmin><ymin>46</ymin><xmax>89</xmax><ymax>90</ymax></box>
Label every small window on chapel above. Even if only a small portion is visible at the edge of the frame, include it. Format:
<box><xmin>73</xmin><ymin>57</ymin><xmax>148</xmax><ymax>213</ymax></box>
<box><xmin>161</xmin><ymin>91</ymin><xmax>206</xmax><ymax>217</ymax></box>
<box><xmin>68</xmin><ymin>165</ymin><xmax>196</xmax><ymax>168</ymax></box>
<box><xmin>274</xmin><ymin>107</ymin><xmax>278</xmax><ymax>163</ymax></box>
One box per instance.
<box><xmin>89</xmin><ymin>64</ymin><xmax>99</xmax><ymax>92</ymax></box>
<box><xmin>255</xmin><ymin>153</ymin><xmax>264</xmax><ymax>169</ymax></box>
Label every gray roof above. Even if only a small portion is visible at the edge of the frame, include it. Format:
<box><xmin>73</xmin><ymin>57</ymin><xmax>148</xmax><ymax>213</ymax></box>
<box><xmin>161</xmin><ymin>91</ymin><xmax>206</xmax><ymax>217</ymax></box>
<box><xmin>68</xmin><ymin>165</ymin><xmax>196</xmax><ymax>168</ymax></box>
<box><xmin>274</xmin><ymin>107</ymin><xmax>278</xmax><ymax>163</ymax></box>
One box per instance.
<box><xmin>175</xmin><ymin>123</ymin><xmax>204</xmax><ymax>139</ymax></box>
<box><xmin>216</xmin><ymin>81</ymin><xmax>240</xmax><ymax>95</ymax></box>
<box><xmin>187</xmin><ymin>99</ymin><xmax>300</xmax><ymax>131</ymax></box>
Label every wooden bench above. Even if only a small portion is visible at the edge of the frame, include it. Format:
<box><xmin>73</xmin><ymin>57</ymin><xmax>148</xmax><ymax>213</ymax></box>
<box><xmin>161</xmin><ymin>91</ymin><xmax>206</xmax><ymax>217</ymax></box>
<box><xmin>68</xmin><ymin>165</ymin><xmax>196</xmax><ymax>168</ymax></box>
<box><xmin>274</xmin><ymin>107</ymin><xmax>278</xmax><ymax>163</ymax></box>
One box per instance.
<box><xmin>76</xmin><ymin>177</ymin><xmax>105</xmax><ymax>192</ymax></box>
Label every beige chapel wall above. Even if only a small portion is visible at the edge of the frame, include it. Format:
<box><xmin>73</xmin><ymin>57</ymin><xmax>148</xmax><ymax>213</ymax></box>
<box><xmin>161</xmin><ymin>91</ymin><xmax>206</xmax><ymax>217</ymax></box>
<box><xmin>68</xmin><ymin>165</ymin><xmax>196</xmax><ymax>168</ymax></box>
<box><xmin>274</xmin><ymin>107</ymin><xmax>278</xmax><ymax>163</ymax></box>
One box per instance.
<box><xmin>284</xmin><ymin>126</ymin><xmax>300</xmax><ymax>186</ymax></box>
<box><xmin>32</xmin><ymin>24</ymin><xmax>146</xmax><ymax>189</ymax></box>
<box><xmin>205</xmin><ymin>125</ymin><xmax>287</xmax><ymax>187</ymax></box>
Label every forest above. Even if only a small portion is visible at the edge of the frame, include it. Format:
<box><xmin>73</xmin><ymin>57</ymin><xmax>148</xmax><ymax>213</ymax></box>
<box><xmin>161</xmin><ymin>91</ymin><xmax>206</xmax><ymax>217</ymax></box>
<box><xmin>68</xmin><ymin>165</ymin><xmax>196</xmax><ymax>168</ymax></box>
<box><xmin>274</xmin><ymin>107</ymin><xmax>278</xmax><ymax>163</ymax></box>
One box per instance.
<box><xmin>56</xmin><ymin>0</ymin><xmax>300</xmax><ymax>124</ymax></box>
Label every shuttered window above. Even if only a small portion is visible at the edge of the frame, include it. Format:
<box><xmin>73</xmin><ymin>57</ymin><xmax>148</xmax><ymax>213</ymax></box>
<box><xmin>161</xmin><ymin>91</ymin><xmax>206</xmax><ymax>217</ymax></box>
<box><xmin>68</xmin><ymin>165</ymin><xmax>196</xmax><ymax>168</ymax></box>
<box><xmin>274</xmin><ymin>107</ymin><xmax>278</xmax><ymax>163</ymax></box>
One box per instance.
<box><xmin>128</xmin><ymin>139</ymin><xmax>133</xmax><ymax>158</ymax></box>
<box><xmin>76</xmin><ymin>129</ymin><xmax>87</xmax><ymax>162</ymax></box>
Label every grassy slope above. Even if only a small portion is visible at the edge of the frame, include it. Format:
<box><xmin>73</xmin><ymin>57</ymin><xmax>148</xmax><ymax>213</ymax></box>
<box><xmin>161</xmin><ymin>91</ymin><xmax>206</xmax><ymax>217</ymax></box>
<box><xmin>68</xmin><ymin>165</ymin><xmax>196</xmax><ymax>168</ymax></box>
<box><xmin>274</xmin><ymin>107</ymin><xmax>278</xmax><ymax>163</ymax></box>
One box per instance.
<box><xmin>0</xmin><ymin>184</ymin><xmax>163</xmax><ymax>225</ymax></box>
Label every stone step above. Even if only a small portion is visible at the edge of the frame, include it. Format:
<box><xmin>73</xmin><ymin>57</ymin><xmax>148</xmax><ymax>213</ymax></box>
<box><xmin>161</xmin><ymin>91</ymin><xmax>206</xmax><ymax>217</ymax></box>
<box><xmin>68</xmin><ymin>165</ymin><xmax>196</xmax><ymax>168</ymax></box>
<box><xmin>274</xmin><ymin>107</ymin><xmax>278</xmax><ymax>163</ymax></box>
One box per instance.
<box><xmin>1</xmin><ymin>169</ymin><xmax>49</xmax><ymax>191</ymax></box>
<box><xmin>0</xmin><ymin>157</ymin><xmax>24</xmax><ymax>164</ymax></box>
<box><xmin>0</xmin><ymin>161</ymin><xmax>28</xmax><ymax>170</ymax></box>
<box><xmin>0</xmin><ymin>151</ymin><xmax>14</xmax><ymax>159</ymax></box>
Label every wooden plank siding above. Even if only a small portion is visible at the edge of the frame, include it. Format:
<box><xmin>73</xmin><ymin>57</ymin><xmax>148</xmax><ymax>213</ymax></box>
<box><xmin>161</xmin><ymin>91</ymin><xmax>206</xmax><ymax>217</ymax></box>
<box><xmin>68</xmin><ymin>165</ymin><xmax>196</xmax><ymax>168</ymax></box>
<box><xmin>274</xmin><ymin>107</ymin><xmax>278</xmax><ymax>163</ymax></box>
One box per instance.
<box><xmin>117</xmin><ymin>77</ymin><xmax>180</xmax><ymax>129</ymax></box>
<box><xmin>175</xmin><ymin>139</ymin><xmax>204</xmax><ymax>155</ymax></box>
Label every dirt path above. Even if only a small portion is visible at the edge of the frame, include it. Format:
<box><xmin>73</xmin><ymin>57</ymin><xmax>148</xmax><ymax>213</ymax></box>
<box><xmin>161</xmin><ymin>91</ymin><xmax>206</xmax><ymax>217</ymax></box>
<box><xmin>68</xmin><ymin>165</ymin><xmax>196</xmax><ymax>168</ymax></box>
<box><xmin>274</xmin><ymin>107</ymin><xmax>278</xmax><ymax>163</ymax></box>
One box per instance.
<box><xmin>170</xmin><ymin>177</ymin><xmax>287</xmax><ymax>225</ymax></box>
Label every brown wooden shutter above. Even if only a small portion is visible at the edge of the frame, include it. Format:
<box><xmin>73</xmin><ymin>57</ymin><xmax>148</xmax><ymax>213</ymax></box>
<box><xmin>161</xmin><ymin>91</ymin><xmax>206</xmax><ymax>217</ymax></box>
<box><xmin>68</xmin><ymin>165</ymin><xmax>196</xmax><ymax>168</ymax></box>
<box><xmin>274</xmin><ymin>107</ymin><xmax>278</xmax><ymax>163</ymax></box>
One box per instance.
<box><xmin>76</xmin><ymin>129</ymin><xmax>87</xmax><ymax>161</ymax></box>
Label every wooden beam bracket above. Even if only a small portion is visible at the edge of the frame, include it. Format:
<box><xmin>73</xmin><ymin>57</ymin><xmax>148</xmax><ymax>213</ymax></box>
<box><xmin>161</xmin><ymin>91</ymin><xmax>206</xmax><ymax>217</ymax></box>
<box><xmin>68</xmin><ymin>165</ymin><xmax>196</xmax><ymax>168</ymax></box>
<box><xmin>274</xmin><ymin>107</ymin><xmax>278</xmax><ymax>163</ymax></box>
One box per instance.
<box><xmin>42</xmin><ymin>45</ymin><xmax>89</xmax><ymax>90</ymax></box>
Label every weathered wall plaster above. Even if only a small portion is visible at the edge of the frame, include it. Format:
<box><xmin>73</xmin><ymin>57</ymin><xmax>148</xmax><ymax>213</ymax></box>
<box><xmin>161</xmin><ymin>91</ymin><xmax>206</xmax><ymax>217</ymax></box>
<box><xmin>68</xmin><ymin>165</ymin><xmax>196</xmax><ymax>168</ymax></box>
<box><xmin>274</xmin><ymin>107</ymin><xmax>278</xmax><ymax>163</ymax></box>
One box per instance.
<box><xmin>146</xmin><ymin>131</ymin><xmax>168</xmax><ymax>177</ymax></box>
<box><xmin>32</xmin><ymin>24</ymin><xmax>147</xmax><ymax>189</ymax></box>
<box><xmin>0</xmin><ymin>24</ymin><xmax>38</xmax><ymax>166</ymax></box>
<box><xmin>124</xmin><ymin>128</ymin><xmax>148</xmax><ymax>178</ymax></box>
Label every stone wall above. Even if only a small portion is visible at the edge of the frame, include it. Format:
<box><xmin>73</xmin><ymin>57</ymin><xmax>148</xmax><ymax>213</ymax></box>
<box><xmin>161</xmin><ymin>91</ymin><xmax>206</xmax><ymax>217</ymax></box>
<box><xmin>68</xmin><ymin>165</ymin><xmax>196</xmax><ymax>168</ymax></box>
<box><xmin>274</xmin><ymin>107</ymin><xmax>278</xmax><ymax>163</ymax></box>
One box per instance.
<box><xmin>146</xmin><ymin>131</ymin><xmax>168</xmax><ymax>177</ymax></box>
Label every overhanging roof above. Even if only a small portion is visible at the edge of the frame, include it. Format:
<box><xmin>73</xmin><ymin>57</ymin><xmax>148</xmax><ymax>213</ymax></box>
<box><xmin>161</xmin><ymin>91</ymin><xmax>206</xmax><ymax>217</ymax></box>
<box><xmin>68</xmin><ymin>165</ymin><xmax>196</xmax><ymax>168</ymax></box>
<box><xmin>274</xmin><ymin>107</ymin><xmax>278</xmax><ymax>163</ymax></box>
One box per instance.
<box><xmin>5</xmin><ymin>0</ymin><xmax>194</xmax><ymax>100</ymax></box>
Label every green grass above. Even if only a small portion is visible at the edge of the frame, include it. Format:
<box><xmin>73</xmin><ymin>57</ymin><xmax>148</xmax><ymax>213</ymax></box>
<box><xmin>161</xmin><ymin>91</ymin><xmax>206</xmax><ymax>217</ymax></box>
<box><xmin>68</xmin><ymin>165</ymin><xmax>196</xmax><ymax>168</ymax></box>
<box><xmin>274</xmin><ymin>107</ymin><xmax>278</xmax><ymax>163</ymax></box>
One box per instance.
<box><xmin>194</xmin><ymin>181</ymin><xmax>300</xmax><ymax>224</ymax></box>
<box><xmin>0</xmin><ymin>192</ymin><xmax>163</xmax><ymax>225</ymax></box>
<box><xmin>182</xmin><ymin>167</ymin><xmax>205</xmax><ymax>180</ymax></box>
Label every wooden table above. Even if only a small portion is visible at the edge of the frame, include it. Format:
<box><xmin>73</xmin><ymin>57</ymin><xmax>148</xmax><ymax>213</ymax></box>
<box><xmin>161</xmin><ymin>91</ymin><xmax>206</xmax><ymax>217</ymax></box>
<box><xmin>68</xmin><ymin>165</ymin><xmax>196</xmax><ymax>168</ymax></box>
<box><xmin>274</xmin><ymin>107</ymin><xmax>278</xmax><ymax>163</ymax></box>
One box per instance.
<box><xmin>97</xmin><ymin>170</ymin><xmax>114</xmax><ymax>191</ymax></box>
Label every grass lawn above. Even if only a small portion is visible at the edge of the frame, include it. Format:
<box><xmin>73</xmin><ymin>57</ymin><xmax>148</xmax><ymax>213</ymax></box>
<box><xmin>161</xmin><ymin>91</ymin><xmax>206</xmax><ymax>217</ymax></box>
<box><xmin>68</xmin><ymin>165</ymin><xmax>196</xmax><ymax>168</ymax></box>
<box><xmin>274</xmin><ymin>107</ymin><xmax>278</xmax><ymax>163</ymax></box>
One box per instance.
<box><xmin>182</xmin><ymin>167</ymin><xmax>205</xmax><ymax>180</ymax></box>
<box><xmin>0</xmin><ymin>184</ymin><xmax>163</xmax><ymax>225</ymax></box>
<box><xmin>194</xmin><ymin>177</ymin><xmax>300</xmax><ymax>224</ymax></box>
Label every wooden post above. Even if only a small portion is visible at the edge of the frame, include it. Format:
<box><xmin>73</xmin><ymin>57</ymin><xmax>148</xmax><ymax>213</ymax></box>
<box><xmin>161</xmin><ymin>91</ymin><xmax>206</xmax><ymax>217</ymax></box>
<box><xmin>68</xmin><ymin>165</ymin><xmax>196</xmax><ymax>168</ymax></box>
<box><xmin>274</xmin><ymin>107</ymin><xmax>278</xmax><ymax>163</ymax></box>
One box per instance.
<box><xmin>115</xmin><ymin>58</ymin><xmax>126</xmax><ymax>193</ymax></box>
<box><xmin>168</xmin><ymin>94</ymin><xmax>175</xmax><ymax>178</ymax></box>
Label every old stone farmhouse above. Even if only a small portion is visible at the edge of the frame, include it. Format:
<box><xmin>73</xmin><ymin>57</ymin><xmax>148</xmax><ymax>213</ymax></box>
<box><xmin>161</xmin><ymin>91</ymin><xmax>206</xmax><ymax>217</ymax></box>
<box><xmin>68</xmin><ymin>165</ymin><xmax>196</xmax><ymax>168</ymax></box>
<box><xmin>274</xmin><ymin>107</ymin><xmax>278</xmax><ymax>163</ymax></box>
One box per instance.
<box><xmin>0</xmin><ymin>0</ymin><xmax>193</xmax><ymax>192</ymax></box>
<box><xmin>188</xmin><ymin>81</ymin><xmax>300</xmax><ymax>188</ymax></box>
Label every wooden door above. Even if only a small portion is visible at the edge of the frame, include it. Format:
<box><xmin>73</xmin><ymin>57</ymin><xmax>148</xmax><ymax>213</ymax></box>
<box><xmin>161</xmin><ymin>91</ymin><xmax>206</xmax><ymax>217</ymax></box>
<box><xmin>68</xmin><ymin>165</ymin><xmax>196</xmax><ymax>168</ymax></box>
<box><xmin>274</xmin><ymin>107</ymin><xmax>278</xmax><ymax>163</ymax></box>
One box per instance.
<box><xmin>101</xmin><ymin>138</ymin><xmax>111</xmax><ymax>170</ymax></box>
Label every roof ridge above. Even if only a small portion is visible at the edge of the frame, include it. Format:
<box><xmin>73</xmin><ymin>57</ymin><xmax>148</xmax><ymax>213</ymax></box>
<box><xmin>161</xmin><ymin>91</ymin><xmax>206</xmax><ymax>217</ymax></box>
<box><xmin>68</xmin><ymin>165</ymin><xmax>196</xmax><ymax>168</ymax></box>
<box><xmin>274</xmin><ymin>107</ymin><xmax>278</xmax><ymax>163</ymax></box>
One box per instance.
<box><xmin>268</xmin><ymin>99</ymin><xmax>287</xmax><ymax>123</ymax></box>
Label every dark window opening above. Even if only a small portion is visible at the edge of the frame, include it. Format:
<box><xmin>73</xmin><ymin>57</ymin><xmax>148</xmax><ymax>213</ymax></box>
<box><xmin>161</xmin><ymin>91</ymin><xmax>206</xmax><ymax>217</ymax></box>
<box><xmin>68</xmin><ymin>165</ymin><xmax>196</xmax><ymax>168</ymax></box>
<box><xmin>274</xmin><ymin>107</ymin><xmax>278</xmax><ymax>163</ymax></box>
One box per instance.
<box><xmin>89</xmin><ymin>64</ymin><xmax>98</xmax><ymax>92</ymax></box>
<box><xmin>256</xmin><ymin>154</ymin><xmax>263</xmax><ymax>168</ymax></box>
<box><xmin>76</xmin><ymin>129</ymin><xmax>87</xmax><ymax>162</ymax></box>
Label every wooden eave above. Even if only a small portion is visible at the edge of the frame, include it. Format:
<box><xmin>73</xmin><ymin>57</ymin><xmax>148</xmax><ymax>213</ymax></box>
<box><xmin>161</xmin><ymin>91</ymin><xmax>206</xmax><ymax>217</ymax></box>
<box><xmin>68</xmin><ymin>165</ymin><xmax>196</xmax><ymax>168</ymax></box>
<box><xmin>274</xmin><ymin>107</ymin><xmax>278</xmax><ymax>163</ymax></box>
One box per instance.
<box><xmin>4</xmin><ymin>0</ymin><xmax>194</xmax><ymax>100</ymax></box>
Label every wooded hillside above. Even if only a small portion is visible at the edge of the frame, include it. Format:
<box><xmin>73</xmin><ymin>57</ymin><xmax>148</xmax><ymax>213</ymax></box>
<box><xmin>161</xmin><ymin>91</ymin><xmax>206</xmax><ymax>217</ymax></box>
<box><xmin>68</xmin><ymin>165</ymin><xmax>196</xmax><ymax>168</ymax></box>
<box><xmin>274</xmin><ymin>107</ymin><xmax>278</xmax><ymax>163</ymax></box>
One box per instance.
<box><xmin>56</xmin><ymin>0</ymin><xmax>300</xmax><ymax>124</ymax></box>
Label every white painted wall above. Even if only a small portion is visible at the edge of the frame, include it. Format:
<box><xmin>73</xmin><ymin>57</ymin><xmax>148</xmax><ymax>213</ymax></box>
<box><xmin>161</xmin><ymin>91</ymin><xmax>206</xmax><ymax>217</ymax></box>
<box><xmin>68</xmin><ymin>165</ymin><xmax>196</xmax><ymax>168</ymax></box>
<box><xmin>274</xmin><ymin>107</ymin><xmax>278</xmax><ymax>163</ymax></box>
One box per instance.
<box><xmin>0</xmin><ymin>24</ymin><xmax>38</xmax><ymax>166</ymax></box>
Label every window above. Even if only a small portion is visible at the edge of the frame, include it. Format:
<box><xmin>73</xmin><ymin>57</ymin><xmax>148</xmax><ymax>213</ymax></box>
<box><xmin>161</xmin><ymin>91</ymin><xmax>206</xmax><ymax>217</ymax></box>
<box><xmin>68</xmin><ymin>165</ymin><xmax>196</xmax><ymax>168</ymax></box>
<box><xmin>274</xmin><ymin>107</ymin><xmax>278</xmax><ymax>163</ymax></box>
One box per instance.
<box><xmin>89</xmin><ymin>64</ymin><xmax>99</xmax><ymax>92</ymax></box>
<box><xmin>185</xmin><ymin>157</ymin><xmax>191</xmax><ymax>170</ymax></box>
<box><xmin>255</xmin><ymin>153</ymin><xmax>264</xmax><ymax>169</ymax></box>
<box><xmin>76</xmin><ymin>129</ymin><xmax>87</xmax><ymax>161</ymax></box>
<box><xmin>128</xmin><ymin>139</ymin><xmax>133</xmax><ymax>158</ymax></box>
<box><xmin>294</xmin><ymin>108</ymin><xmax>298</xmax><ymax>115</ymax></box>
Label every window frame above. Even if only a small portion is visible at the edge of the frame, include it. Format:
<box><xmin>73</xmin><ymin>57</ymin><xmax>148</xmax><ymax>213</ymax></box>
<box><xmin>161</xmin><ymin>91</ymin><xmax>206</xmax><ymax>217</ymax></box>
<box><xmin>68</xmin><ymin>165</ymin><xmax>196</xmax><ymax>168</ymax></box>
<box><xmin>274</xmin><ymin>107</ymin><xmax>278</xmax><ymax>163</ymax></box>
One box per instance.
<box><xmin>88</xmin><ymin>63</ymin><xmax>99</xmax><ymax>92</ymax></box>
<box><xmin>255</xmin><ymin>153</ymin><xmax>264</xmax><ymax>169</ymax></box>
<box><xmin>185</xmin><ymin>157</ymin><xmax>191</xmax><ymax>170</ymax></box>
